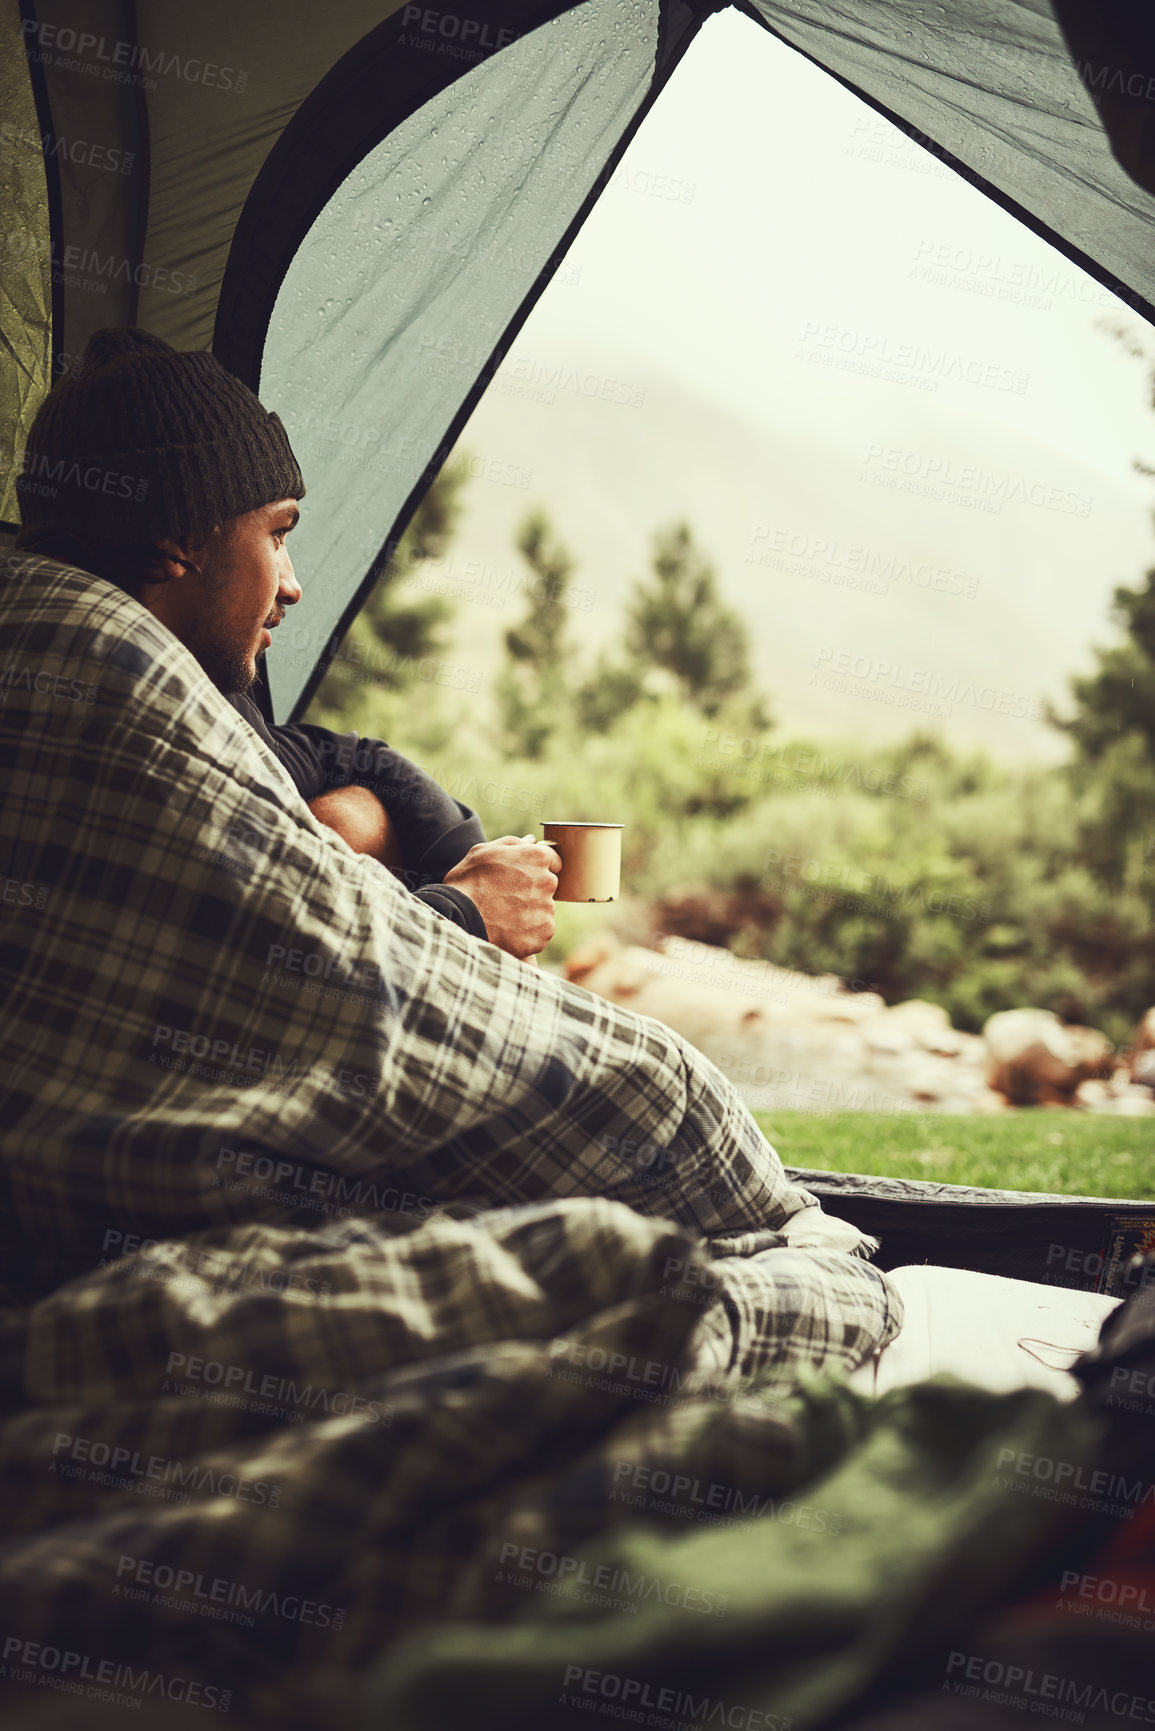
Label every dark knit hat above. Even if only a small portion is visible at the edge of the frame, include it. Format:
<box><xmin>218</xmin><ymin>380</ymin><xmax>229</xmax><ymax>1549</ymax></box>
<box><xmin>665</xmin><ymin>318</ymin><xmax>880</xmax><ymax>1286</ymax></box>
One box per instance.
<box><xmin>15</xmin><ymin>327</ymin><xmax>305</xmax><ymax>547</ymax></box>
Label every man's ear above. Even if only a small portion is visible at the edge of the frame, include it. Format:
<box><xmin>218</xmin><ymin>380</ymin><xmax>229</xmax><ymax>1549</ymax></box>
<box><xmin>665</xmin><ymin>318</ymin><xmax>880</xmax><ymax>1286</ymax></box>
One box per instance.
<box><xmin>152</xmin><ymin>531</ymin><xmax>213</xmax><ymax>579</ymax></box>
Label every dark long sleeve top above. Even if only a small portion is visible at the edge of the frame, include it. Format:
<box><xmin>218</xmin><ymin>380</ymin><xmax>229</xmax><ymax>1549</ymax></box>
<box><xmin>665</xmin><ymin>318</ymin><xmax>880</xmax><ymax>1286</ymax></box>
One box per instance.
<box><xmin>226</xmin><ymin>692</ymin><xmax>488</xmax><ymax>939</ymax></box>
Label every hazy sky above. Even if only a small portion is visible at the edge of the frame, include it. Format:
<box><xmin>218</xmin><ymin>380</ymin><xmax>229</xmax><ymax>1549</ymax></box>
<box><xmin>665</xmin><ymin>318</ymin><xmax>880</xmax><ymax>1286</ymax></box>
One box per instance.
<box><xmin>521</xmin><ymin>7</ymin><xmax>1155</xmax><ymax>490</ymax></box>
<box><xmin>431</xmin><ymin>5</ymin><xmax>1155</xmax><ymax>760</ymax></box>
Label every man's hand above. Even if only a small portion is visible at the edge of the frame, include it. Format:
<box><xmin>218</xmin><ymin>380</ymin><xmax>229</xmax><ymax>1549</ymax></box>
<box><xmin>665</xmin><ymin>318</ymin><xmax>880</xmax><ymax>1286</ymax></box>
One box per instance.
<box><xmin>443</xmin><ymin>835</ymin><xmax>561</xmax><ymax>959</ymax></box>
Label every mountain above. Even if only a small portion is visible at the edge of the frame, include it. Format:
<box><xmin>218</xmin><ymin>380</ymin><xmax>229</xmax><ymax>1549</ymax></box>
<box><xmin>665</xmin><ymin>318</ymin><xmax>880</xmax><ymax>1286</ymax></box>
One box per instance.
<box><xmin>429</xmin><ymin>357</ymin><xmax>1153</xmax><ymax>761</ymax></box>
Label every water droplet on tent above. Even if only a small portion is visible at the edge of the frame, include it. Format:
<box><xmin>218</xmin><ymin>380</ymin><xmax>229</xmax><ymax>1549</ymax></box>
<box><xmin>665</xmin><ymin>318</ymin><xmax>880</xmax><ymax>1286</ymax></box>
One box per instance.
<box><xmin>422</xmin><ymin>196</ymin><xmax>431</xmax><ymax>207</ymax></box>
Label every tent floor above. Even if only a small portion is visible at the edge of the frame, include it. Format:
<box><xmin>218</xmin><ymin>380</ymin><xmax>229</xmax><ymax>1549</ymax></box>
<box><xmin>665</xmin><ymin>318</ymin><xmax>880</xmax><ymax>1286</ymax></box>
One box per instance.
<box><xmin>847</xmin><ymin>1264</ymin><xmax>1119</xmax><ymax>1401</ymax></box>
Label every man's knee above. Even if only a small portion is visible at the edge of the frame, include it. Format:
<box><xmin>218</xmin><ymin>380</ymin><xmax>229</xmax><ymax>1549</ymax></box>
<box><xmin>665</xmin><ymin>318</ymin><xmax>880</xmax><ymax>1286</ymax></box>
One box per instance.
<box><xmin>308</xmin><ymin>785</ymin><xmax>403</xmax><ymax>867</ymax></box>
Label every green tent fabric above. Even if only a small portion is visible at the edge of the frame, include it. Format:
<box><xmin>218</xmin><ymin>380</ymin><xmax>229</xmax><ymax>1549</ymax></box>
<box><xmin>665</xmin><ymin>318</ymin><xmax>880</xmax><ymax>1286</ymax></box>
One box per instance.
<box><xmin>361</xmin><ymin>1377</ymin><xmax>1100</xmax><ymax>1730</ymax></box>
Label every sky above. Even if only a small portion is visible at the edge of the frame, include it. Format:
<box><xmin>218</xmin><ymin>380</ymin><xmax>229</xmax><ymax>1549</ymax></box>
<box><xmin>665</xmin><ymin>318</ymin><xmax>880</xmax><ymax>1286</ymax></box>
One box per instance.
<box><xmin>428</xmin><ymin>6</ymin><xmax>1155</xmax><ymax>761</ymax></box>
<box><xmin>520</xmin><ymin>8</ymin><xmax>1155</xmax><ymax>489</ymax></box>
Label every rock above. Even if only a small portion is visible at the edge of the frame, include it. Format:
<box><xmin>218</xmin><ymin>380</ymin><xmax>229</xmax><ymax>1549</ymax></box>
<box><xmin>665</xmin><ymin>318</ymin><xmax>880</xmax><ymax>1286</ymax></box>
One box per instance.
<box><xmin>886</xmin><ymin>999</ymin><xmax>974</xmax><ymax>1056</ymax></box>
<box><xmin>652</xmin><ymin>886</ymin><xmax>784</xmax><ymax>949</ymax></box>
<box><xmin>983</xmin><ymin>1008</ymin><xmax>1114</xmax><ymax>1106</ymax></box>
<box><xmin>1129</xmin><ymin>1008</ymin><xmax>1155</xmax><ymax>1088</ymax></box>
<box><xmin>1134</xmin><ymin>1049</ymin><xmax>1155</xmax><ymax>1089</ymax></box>
<box><xmin>569</xmin><ymin>937</ymin><xmax>1112</xmax><ymax>1117</ymax></box>
<box><xmin>1086</xmin><ymin>1086</ymin><xmax>1155</xmax><ymax>1117</ymax></box>
<box><xmin>564</xmin><ymin>933</ymin><xmax>621</xmax><ymax>986</ymax></box>
<box><xmin>965</xmin><ymin>1087</ymin><xmax>1011</xmax><ymax>1114</ymax></box>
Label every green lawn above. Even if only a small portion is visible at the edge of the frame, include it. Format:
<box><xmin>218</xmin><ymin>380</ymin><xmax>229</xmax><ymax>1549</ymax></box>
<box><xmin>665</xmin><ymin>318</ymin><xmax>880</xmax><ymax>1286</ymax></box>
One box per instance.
<box><xmin>753</xmin><ymin>1110</ymin><xmax>1155</xmax><ymax>1199</ymax></box>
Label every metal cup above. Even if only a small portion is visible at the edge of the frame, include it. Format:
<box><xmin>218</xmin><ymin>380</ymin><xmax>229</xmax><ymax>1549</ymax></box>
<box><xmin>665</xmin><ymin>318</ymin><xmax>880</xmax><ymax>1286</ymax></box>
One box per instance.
<box><xmin>540</xmin><ymin>822</ymin><xmax>623</xmax><ymax>902</ymax></box>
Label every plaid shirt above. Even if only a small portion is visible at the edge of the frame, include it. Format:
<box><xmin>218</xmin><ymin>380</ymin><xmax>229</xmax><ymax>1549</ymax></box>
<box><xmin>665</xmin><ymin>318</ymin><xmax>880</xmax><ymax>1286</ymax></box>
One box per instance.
<box><xmin>0</xmin><ymin>554</ymin><xmax>902</xmax><ymax>1725</ymax></box>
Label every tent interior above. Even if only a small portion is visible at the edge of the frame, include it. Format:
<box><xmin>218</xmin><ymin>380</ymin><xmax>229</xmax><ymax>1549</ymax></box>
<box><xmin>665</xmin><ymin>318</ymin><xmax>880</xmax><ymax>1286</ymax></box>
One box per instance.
<box><xmin>4</xmin><ymin>0</ymin><xmax>1155</xmax><ymax>1292</ymax></box>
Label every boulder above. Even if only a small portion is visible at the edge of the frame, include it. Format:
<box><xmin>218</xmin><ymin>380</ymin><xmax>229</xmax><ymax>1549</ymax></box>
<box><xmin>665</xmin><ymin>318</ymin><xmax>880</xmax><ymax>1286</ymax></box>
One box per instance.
<box><xmin>983</xmin><ymin>1008</ymin><xmax>1114</xmax><ymax>1106</ymax></box>
<box><xmin>886</xmin><ymin>999</ymin><xmax>974</xmax><ymax>1057</ymax></box>
<box><xmin>1128</xmin><ymin>1007</ymin><xmax>1155</xmax><ymax>1089</ymax></box>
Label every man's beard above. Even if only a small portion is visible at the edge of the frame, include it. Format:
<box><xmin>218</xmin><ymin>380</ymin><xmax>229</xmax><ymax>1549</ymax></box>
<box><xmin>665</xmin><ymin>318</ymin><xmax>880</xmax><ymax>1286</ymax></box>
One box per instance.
<box><xmin>188</xmin><ymin>622</ymin><xmax>259</xmax><ymax>696</ymax></box>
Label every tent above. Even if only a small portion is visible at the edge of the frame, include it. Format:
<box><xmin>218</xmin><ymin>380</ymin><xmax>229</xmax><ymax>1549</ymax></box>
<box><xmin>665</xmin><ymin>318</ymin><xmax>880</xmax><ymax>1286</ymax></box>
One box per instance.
<box><xmin>3</xmin><ymin>0</ymin><xmax>1154</xmax><ymax>1289</ymax></box>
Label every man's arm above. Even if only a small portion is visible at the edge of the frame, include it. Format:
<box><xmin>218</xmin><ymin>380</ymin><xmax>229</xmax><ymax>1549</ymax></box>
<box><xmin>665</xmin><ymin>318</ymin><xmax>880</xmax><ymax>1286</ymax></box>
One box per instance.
<box><xmin>226</xmin><ymin>693</ymin><xmax>488</xmax><ymax>937</ymax></box>
<box><xmin>226</xmin><ymin>695</ymin><xmax>559</xmax><ymax>954</ymax></box>
<box><xmin>263</xmin><ymin>714</ymin><xmax>486</xmax><ymax>885</ymax></box>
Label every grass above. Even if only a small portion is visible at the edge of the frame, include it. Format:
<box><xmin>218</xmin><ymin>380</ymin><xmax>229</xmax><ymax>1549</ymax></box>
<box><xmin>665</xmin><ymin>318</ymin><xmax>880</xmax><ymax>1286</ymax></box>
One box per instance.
<box><xmin>752</xmin><ymin>1110</ymin><xmax>1155</xmax><ymax>1199</ymax></box>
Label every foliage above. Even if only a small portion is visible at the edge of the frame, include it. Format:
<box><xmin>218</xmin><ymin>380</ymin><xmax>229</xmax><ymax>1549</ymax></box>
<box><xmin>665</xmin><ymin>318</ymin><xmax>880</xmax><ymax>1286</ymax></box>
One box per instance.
<box><xmin>624</xmin><ymin>521</ymin><xmax>756</xmax><ymax>717</ymax></box>
<box><xmin>303</xmin><ymin>454</ymin><xmax>1155</xmax><ymax>1052</ymax></box>
<box><xmin>307</xmin><ymin>459</ymin><xmax>470</xmax><ymax>740</ymax></box>
<box><xmin>494</xmin><ymin>509</ymin><xmax>576</xmax><ymax>758</ymax></box>
<box><xmin>1051</xmin><ymin>566</ymin><xmax>1155</xmax><ymax>762</ymax></box>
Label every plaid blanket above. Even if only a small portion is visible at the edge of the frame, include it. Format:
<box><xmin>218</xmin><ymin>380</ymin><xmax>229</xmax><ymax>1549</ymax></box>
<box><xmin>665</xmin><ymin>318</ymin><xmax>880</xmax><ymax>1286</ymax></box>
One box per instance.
<box><xmin>0</xmin><ymin>554</ymin><xmax>902</xmax><ymax>1725</ymax></box>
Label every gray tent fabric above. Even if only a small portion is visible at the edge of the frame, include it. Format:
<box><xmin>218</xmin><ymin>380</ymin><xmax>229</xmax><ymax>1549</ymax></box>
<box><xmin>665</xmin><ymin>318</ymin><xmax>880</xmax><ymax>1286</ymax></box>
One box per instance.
<box><xmin>257</xmin><ymin>0</ymin><xmax>665</xmax><ymax>722</ymax></box>
<box><xmin>742</xmin><ymin>1</ymin><xmax>1155</xmax><ymax>328</ymax></box>
<box><xmin>1053</xmin><ymin>0</ymin><xmax>1155</xmax><ymax>197</ymax></box>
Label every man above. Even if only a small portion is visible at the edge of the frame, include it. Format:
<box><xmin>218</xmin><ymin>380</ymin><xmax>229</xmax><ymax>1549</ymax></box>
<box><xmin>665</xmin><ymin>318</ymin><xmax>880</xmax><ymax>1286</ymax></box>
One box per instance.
<box><xmin>13</xmin><ymin>326</ymin><xmax>559</xmax><ymax>959</ymax></box>
<box><xmin>2</xmin><ymin>324</ymin><xmax>894</xmax><ymax>1281</ymax></box>
<box><xmin>0</xmin><ymin>323</ymin><xmax>905</xmax><ymax>1731</ymax></box>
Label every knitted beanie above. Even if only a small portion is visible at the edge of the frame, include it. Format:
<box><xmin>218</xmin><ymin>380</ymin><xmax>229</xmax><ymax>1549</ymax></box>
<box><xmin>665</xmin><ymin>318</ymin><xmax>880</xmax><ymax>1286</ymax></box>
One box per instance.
<box><xmin>15</xmin><ymin>327</ymin><xmax>305</xmax><ymax>546</ymax></box>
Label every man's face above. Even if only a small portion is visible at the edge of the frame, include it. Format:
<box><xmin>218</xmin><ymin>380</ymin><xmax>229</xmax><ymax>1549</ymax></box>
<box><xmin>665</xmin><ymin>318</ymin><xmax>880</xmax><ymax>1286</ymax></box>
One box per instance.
<box><xmin>149</xmin><ymin>498</ymin><xmax>302</xmax><ymax>695</ymax></box>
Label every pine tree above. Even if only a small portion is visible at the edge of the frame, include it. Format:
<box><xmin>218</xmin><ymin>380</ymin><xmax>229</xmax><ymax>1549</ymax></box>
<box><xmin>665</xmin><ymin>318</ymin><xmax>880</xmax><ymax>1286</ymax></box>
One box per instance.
<box><xmin>310</xmin><ymin>458</ymin><xmax>470</xmax><ymax>723</ymax></box>
<box><xmin>1052</xmin><ymin>568</ymin><xmax>1155</xmax><ymax>760</ymax></box>
<box><xmin>495</xmin><ymin>508</ymin><xmax>575</xmax><ymax>757</ymax></box>
<box><xmin>625</xmin><ymin>521</ymin><xmax>752</xmax><ymax>717</ymax></box>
